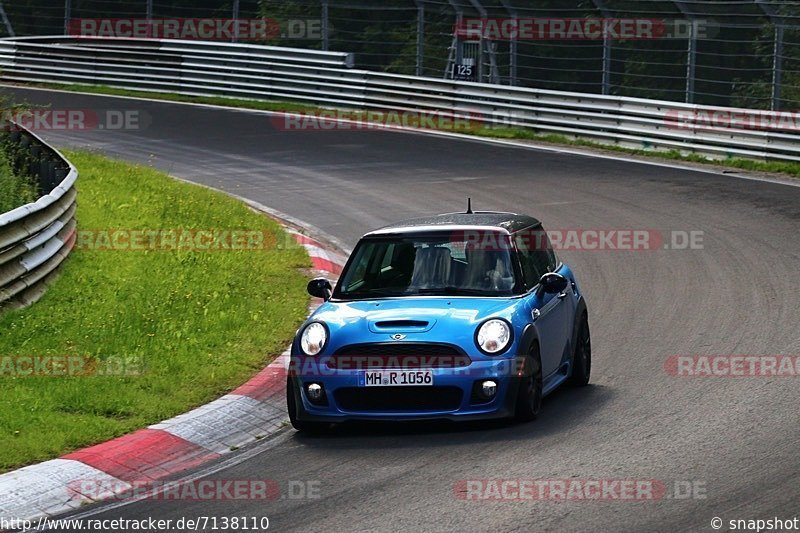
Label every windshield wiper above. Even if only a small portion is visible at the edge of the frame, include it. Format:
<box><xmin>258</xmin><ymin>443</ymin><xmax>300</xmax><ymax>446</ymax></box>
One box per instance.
<box><xmin>414</xmin><ymin>286</ymin><xmax>499</xmax><ymax>296</ymax></box>
<box><xmin>341</xmin><ymin>288</ymin><xmax>408</xmax><ymax>298</ymax></box>
<box><xmin>342</xmin><ymin>286</ymin><xmax>506</xmax><ymax>298</ymax></box>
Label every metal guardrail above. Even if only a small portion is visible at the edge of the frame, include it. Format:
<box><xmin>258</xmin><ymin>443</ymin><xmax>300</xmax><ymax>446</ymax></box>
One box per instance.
<box><xmin>0</xmin><ymin>36</ymin><xmax>798</xmax><ymax>162</ymax></box>
<box><xmin>0</xmin><ymin>123</ymin><xmax>76</xmax><ymax>310</ymax></box>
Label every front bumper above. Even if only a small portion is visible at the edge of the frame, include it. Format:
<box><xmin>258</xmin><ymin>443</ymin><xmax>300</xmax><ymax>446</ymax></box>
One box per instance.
<box><xmin>289</xmin><ymin>358</ymin><xmax>520</xmax><ymax>422</ymax></box>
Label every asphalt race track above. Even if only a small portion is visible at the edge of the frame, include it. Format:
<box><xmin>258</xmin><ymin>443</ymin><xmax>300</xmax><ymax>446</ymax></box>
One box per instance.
<box><xmin>7</xmin><ymin>87</ymin><xmax>800</xmax><ymax>532</ymax></box>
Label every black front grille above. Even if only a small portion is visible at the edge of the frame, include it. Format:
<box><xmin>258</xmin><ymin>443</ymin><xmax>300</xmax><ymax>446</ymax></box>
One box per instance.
<box><xmin>335</xmin><ymin>343</ymin><xmax>463</xmax><ymax>357</ymax></box>
<box><xmin>334</xmin><ymin>386</ymin><xmax>463</xmax><ymax>412</ymax></box>
<box><xmin>373</xmin><ymin>320</ymin><xmax>429</xmax><ymax>329</ymax></box>
<box><xmin>330</xmin><ymin>343</ymin><xmax>470</xmax><ymax>369</ymax></box>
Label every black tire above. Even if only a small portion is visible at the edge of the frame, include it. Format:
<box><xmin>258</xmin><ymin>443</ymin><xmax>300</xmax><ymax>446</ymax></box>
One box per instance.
<box><xmin>286</xmin><ymin>378</ymin><xmax>327</xmax><ymax>433</ymax></box>
<box><xmin>515</xmin><ymin>345</ymin><xmax>543</xmax><ymax>422</ymax></box>
<box><xmin>570</xmin><ymin>313</ymin><xmax>591</xmax><ymax>387</ymax></box>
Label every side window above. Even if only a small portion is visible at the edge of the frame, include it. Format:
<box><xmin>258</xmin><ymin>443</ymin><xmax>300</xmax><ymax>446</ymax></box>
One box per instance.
<box><xmin>540</xmin><ymin>230</ymin><xmax>558</xmax><ymax>271</ymax></box>
<box><xmin>514</xmin><ymin>228</ymin><xmax>554</xmax><ymax>290</ymax></box>
<box><xmin>547</xmin><ymin>246</ymin><xmax>558</xmax><ymax>272</ymax></box>
<box><xmin>515</xmin><ymin>234</ymin><xmax>540</xmax><ymax>290</ymax></box>
<box><xmin>340</xmin><ymin>243</ymin><xmax>374</xmax><ymax>291</ymax></box>
<box><xmin>380</xmin><ymin>243</ymin><xmax>395</xmax><ymax>271</ymax></box>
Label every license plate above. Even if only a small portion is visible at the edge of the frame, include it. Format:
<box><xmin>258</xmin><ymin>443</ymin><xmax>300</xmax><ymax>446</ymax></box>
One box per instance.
<box><xmin>362</xmin><ymin>369</ymin><xmax>433</xmax><ymax>387</ymax></box>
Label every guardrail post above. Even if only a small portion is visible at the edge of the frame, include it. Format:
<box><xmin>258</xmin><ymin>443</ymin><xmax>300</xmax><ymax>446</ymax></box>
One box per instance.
<box><xmin>63</xmin><ymin>0</ymin><xmax>72</xmax><ymax>35</ymax></box>
<box><xmin>321</xmin><ymin>0</ymin><xmax>329</xmax><ymax>51</ymax></box>
<box><xmin>772</xmin><ymin>23</ymin><xmax>784</xmax><ymax>111</ymax></box>
<box><xmin>685</xmin><ymin>20</ymin><xmax>697</xmax><ymax>104</ymax></box>
<box><xmin>416</xmin><ymin>2</ymin><xmax>424</xmax><ymax>77</ymax></box>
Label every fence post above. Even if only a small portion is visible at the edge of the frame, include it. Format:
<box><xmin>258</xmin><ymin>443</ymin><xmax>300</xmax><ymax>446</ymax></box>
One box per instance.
<box><xmin>231</xmin><ymin>0</ymin><xmax>240</xmax><ymax>43</ymax></box>
<box><xmin>601</xmin><ymin>32</ymin><xmax>611</xmax><ymax>94</ymax></box>
<box><xmin>0</xmin><ymin>1</ymin><xmax>14</xmax><ymax>37</ymax></box>
<box><xmin>416</xmin><ymin>2</ymin><xmax>424</xmax><ymax>76</ymax></box>
<box><xmin>772</xmin><ymin>23</ymin><xmax>784</xmax><ymax>110</ymax></box>
<box><xmin>63</xmin><ymin>0</ymin><xmax>72</xmax><ymax>35</ymax></box>
<box><xmin>590</xmin><ymin>1</ymin><xmax>612</xmax><ymax>94</ymax></box>
<box><xmin>321</xmin><ymin>0</ymin><xmax>329</xmax><ymax>51</ymax></box>
<box><xmin>685</xmin><ymin>20</ymin><xmax>696</xmax><ymax>104</ymax></box>
<box><xmin>497</xmin><ymin>1</ymin><xmax>517</xmax><ymax>85</ymax></box>
<box><xmin>509</xmin><ymin>26</ymin><xmax>517</xmax><ymax>86</ymax></box>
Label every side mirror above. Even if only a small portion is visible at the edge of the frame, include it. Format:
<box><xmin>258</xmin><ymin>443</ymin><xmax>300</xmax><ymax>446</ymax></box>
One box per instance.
<box><xmin>538</xmin><ymin>272</ymin><xmax>568</xmax><ymax>294</ymax></box>
<box><xmin>307</xmin><ymin>277</ymin><xmax>333</xmax><ymax>301</ymax></box>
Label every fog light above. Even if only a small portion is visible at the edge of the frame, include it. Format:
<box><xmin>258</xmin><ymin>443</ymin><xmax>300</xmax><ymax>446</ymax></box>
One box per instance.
<box><xmin>306</xmin><ymin>383</ymin><xmax>324</xmax><ymax>402</ymax></box>
<box><xmin>481</xmin><ymin>380</ymin><xmax>497</xmax><ymax>399</ymax></box>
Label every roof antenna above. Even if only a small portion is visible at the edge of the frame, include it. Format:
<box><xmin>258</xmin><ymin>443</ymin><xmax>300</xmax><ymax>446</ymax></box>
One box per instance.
<box><xmin>466</xmin><ymin>197</ymin><xmax>473</xmax><ymax>214</ymax></box>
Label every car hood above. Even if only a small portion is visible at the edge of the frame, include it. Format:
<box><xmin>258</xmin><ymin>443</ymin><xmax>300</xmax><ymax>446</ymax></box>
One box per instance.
<box><xmin>307</xmin><ymin>297</ymin><xmax>527</xmax><ymax>355</ymax></box>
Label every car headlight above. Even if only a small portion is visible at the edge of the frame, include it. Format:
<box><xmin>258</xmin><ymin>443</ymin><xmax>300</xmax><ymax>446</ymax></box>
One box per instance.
<box><xmin>300</xmin><ymin>322</ymin><xmax>327</xmax><ymax>356</ymax></box>
<box><xmin>476</xmin><ymin>319</ymin><xmax>512</xmax><ymax>355</ymax></box>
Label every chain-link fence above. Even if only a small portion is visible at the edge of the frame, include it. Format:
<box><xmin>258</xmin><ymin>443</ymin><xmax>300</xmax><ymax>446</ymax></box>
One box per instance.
<box><xmin>3</xmin><ymin>0</ymin><xmax>800</xmax><ymax>110</ymax></box>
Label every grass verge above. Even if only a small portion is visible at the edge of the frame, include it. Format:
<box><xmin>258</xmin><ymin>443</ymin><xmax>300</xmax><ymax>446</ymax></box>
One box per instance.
<box><xmin>23</xmin><ymin>82</ymin><xmax>800</xmax><ymax>180</ymax></box>
<box><xmin>464</xmin><ymin>126</ymin><xmax>800</xmax><ymax>178</ymax></box>
<box><xmin>0</xmin><ymin>150</ymin><xmax>309</xmax><ymax>472</ymax></box>
<box><xmin>40</xmin><ymin>83</ymin><xmax>320</xmax><ymax>114</ymax></box>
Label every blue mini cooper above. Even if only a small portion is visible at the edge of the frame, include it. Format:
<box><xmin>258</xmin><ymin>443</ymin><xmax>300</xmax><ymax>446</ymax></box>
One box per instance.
<box><xmin>287</xmin><ymin>211</ymin><xmax>591</xmax><ymax>431</ymax></box>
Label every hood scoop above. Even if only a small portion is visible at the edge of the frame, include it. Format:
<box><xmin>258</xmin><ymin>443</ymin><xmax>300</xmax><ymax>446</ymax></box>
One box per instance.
<box><xmin>369</xmin><ymin>319</ymin><xmax>434</xmax><ymax>333</ymax></box>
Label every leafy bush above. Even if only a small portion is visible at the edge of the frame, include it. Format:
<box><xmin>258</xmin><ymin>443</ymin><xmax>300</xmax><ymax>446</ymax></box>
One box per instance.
<box><xmin>0</xmin><ymin>91</ymin><xmax>41</xmax><ymax>213</ymax></box>
<box><xmin>0</xmin><ymin>135</ymin><xmax>39</xmax><ymax>214</ymax></box>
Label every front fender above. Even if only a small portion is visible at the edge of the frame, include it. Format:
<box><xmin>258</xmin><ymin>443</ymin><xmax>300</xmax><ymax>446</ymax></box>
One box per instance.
<box><xmin>570</xmin><ymin>296</ymin><xmax>588</xmax><ymax>363</ymax></box>
<box><xmin>502</xmin><ymin>323</ymin><xmax>541</xmax><ymax>411</ymax></box>
<box><xmin>518</xmin><ymin>322</ymin><xmax>540</xmax><ymax>357</ymax></box>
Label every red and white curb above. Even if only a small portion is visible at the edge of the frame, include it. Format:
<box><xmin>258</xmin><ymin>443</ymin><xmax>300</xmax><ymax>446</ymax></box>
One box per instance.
<box><xmin>285</xmin><ymin>228</ymin><xmax>347</xmax><ymax>277</ymax></box>
<box><xmin>0</xmin><ymin>229</ymin><xmax>344</xmax><ymax>522</ymax></box>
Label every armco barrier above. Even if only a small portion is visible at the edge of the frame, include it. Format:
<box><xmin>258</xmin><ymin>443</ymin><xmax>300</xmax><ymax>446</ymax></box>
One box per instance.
<box><xmin>0</xmin><ymin>36</ymin><xmax>799</xmax><ymax>162</ymax></box>
<box><xmin>0</xmin><ymin>123</ymin><xmax>77</xmax><ymax>310</ymax></box>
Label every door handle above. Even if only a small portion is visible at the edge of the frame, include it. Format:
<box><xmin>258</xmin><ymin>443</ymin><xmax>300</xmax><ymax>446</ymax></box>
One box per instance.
<box><xmin>557</xmin><ymin>291</ymin><xmax>568</xmax><ymax>299</ymax></box>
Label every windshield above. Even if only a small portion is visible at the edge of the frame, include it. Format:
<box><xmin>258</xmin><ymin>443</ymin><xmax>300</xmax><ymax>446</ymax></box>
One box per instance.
<box><xmin>333</xmin><ymin>232</ymin><xmax>519</xmax><ymax>299</ymax></box>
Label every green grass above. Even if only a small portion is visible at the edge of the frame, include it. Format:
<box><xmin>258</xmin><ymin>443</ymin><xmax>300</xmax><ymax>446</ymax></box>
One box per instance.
<box><xmin>464</xmin><ymin>126</ymin><xmax>800</xmax><ymax>178</ymax></box>
<box><xmin>44</xmin><ymin>83</ymin><xmax>320</xmax><ymax>114</ymax></box>
<box><xmin>0</xmin><ymin>138</ymin><xmax>39</xmax><ymax>213</ymax></box>
<box><xmin>0</xmin><ymin>151</ymin><xmax>309</xmax><ymax>472</ymax></box>
<box><xmin>26</xmin><ymin>82</ymin><xmax>800</xmax><ymax>180</ymax></box>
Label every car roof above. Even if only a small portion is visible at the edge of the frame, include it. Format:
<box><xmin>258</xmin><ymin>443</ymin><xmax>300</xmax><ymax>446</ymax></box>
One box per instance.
<box><xmin>364</xmin><ymin>211</ymin><xmax>542</xmax><ymax>237</ymax></box>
